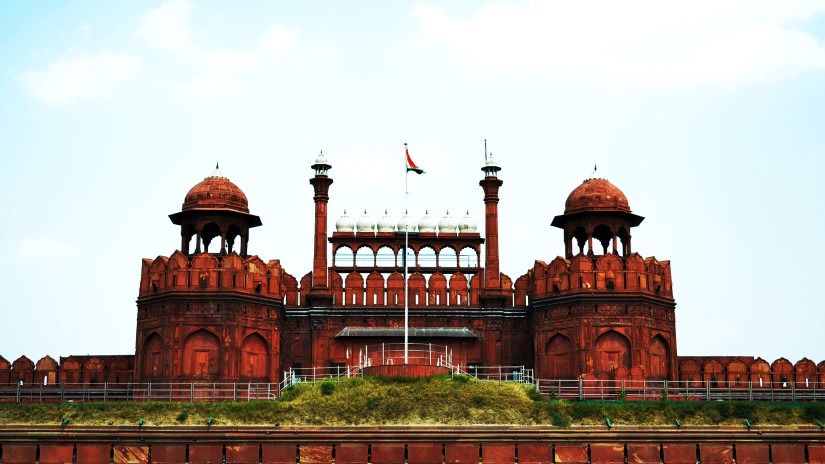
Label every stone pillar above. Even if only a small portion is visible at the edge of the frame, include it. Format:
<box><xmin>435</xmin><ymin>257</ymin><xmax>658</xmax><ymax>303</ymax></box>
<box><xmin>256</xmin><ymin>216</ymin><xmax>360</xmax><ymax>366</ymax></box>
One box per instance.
<box><xmin>479</xmin><ymin>176</ymin><xmax>503</xmax><ymax>289</ymax></box>
<box><xmin>309</xmin><ymin>175</ymin><xmax>333</xmax><ymax>288</ymax></box>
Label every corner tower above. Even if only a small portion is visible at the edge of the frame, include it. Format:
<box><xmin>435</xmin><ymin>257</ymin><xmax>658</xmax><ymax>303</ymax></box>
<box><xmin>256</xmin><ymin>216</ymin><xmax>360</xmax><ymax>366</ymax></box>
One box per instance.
<box><xmin>528</xmin><ymin>170</ymin><xmax>677</xmax><ymax>381</ymax></box>
<box><xmin>135</xmin><ymin>166</ymin><xmax>285</xmax><ymax>383</ymax></box>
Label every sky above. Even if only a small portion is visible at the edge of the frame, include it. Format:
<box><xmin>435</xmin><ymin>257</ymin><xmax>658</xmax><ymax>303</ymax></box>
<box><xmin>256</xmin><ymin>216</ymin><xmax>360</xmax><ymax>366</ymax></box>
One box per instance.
<box><xmin>1</xmin><ymin>1</ymin><xmax>824</xmax><ymax>366</ymax></box>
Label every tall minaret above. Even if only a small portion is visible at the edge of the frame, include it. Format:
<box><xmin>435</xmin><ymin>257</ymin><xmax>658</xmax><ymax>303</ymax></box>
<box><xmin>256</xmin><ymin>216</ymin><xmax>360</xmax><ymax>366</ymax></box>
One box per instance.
<box><xmin>479</xmin><ymin>152</ymin><xmax>503</xmax><ymax>293</ymax></box>
<box><xmin>309</xmin><ymin>151</ymin><xmax>333</xmax><ymax>299</ymax></box>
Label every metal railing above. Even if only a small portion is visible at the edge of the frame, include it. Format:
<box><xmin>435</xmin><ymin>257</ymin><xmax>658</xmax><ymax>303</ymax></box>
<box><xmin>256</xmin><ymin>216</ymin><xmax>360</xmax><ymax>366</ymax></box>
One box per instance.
<box><xmin>2</xmin><ymin>374</ymin><xmax>821</xmax><ymax>404</ymax></box>
<box><xmin>0</xmin><ymin>382</ymin><xmax>279</xmax><ymax>404</ymax></box>
<box><xmin>535</xmin><ymin>378</ymin><xmax>825</xmax><ymax>402</ymax></box>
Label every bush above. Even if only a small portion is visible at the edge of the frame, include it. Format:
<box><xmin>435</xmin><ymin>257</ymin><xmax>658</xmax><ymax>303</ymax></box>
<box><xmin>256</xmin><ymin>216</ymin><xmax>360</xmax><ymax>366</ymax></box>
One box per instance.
<box><xmin>320</xmin><ymin>382</ymin><xmax>335</xmax><ymax>396</ymax></box>
<box><xmin>615</xmin><ymin>389</ymin><xmax>627</xmax><ymax>401</ymax></box>
<box><xmin>802</xmin><ymin>403</ymin><xmax>825</xmax><ymax>423</ymax></box>
<box><xmin>175</xmin><ymin>412</ymin><xmax>188</xmax><ymax>423</ymax></box>
<box><xmin>524</xmin><ymin>386</ymin><xmax>545</xmax><ymax>402</ymax></box>
<box><xmin>472</xmin><ymin>396</ymin><xmax>488</xmax><ymax>407</ymax></box>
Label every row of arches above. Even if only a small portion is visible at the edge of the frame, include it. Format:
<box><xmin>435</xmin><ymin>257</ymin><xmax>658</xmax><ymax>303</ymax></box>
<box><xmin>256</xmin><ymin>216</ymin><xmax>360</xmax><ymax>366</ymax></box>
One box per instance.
<box><xmin>180</xmin><ymin>221</ymin><xmax>249</xmax><ymax>256</ymax></box>
<box><xmin>566</xmin><ymin>224</ymin><xmax>632</xmax><ymax>257</ymax></box>
<box><xmin>141</xmin><ymin>330</ymin><xmax>270</xmax><ymax>380</ymax></box>
<box><xmin>544</xmin><ymin>331</ymin><xmax>671</xmax><ymax>380</ymax></box>
<box><xmin>333</xmin><ymin>245</ymin><xmax>480</xmax><ymax>268</ymax></box>
<box><xmin>679</xmin><ymin>357</ymin><xmax>825</xmax><ymax>388</ymax></box>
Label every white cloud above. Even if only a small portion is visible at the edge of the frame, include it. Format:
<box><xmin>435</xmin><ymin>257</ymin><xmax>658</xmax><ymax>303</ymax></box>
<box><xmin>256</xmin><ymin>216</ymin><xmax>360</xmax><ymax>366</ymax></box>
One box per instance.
<box><xmin>310</xmin><ymin>46</ymin><xmax>338</xmax><ymax>58</ymax></box>
<box><xmin>178</xmin><ymin>70</ymin><xmax>246</xmax><ymax>97</ymax></box>
<box><xmin>137</xmin><ymin>0</ymin><xmax>193</xmax><ymax>55</ymax></box>
<box><xmin>260</xmin><ymin>24</ymin><xmax>299</xmax><ymax>53</ymax></box>
<box><xmin>411</xmin><ymin>0</ymin><xmax>825</xmax><ymax>86</ymax></box>
<box><xmin>79</xmin><ymin>24</ymin><xmax>91</xmax><ymax>39</ymax></box>
<box><xmin>18</xmin><ymin>50</ymin><xmax>140</xmax><ymax>106</ymax></box>
<box><xmin>204</xmin><ymin>49</ymin><xmax>261</xmax><ymax>70</ymax></box>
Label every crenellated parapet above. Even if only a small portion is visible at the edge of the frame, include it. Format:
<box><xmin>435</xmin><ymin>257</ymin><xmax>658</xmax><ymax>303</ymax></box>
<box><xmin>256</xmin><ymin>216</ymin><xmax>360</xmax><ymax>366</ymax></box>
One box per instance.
<box><xmin>529</xmin><ymin>252</ymin><xmax>673</xmax><ymax>299</ymax></box>
<box><xmin>139</xmin><ymin>250</ymin><xmax>290</xmax><ymax>299</ymax></box>
<box><xmin>678</xmin><ymin>356</ymin><xmax>825</xmax><ymax>388</ymax></box>
<box><xmin>0</xmin><ymin>354</ymin><xmax>133</xmax><ymax>386</ymax></box>
<box><xmin>280</xmin><ymin>270</ymin><xmax>523</xmax><ymax>309</ymax></box>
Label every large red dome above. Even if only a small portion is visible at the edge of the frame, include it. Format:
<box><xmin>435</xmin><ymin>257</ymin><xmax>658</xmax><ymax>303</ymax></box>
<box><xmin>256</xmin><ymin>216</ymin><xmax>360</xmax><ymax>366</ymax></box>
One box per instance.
<box><xmin>182</xmin><ymin>169</ymin><xmax>249</xmax><ymax>213</ymax></box>
<box><xmin>564</xmin><ymin>177</ymin><xmax>630</xmax><ymax>214</ymax></box>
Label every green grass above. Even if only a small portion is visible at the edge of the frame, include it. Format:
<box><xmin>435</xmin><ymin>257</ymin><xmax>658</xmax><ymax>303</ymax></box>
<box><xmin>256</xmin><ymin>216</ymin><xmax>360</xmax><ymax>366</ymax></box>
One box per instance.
<box><xmin>0</xmin><ymin>376</ymin><xmax>822</xmax><ymax>427</ymax></box>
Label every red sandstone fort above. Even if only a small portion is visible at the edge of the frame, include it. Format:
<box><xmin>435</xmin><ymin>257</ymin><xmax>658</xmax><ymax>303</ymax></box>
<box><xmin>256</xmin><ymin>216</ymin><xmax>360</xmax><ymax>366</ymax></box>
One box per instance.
<box><xmin>1</xmin><ymin>153</ymin><xmax>822</xmax><ymax>388</ymax></box>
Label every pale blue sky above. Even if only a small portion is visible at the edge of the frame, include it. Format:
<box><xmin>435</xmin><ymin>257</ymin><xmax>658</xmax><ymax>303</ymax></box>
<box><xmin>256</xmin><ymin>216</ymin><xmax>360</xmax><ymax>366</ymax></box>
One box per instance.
<box><xmin>1</xmin><ymin>1</ymin><xmax>824</xmax><ymax>365</ymax></box>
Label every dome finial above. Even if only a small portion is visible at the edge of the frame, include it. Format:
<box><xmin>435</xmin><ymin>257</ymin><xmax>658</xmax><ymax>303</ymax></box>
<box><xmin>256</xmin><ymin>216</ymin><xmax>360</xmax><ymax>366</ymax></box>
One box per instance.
<box><xmin>208</xmin><ymin>163</ymin><xmax>225</xmax><ymax>179</ymax></box>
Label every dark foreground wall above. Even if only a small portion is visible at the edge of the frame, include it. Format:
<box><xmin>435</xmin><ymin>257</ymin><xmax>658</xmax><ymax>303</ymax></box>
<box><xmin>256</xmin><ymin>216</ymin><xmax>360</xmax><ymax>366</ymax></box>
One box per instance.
<box><xmin>0</xmin><ymin>425</ymin><xmax>824</xmax><ymax>463</ymax></box>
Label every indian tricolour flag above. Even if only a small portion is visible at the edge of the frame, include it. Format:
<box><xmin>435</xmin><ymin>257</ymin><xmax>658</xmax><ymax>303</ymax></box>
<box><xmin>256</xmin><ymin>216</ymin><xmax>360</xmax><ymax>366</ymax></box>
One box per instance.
<box><xmin>406</xmin><ymin>147</ymin><xmax>425</xmax><ymax>174</ymax></box>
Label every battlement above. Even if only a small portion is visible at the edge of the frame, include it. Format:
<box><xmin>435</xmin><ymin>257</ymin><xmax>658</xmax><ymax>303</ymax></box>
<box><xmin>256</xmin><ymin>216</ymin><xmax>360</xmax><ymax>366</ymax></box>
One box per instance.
<box><xmin>0</xmin><ymin>354</ymin><xmax>134</xmax><ymax>386</ymax></box>
<box><xmin>284</xmin><ymin>270</ymin><xmax>522</xmax><ymax>309</ymax></box>
<box><xmin>138</xmin><ymin>250</ymin><xmax>294</xmax><ymax>300</ymax></box>
<box><xmin>529</xmin><ymin>253</ymin><xmax>673</xmax><ymax>299</ymax></box>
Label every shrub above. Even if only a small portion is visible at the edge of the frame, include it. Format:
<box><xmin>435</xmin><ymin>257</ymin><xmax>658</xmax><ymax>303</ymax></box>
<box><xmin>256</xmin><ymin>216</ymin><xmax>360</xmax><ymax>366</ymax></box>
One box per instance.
<box><xmin>176</xmin><ymin>412</ymin><xmax>188</xmax><ymax>423</ymax></box>
<box><xmin>615</xmin><ymin>389</ymin><xmax>627</xmax><ymax>401</ymax></box>
<box><xmin>320</xmin><ymin>382</ymin><xmax>335</xmax><ymax>396</ymax></box>
<box><xmin>524</xmin><ymin>386</ymin><xmax>545</xmax><ymax>402</ymax></box>
<box><xmin>802</xmin><ymin>403</ymin><xmax>825</xmax><ymax>423</ymax></box>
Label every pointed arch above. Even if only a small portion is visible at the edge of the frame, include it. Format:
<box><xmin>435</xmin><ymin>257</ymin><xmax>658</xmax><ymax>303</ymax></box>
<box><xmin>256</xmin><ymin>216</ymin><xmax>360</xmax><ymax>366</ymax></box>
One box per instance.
<box><xmin>418</xmin><ymin>246</ymin><xmax>437</xmax><ymax>267</ymax></box>
<box><xmin>366</xmin><ymin>271</ymin><xmax>385</xmax><ymax>306</ymax></box>
<box><xmin>345</xmin><ymin>271</ymin><xmax>365</xmax><ymax>306</ymax></box>
<box><xmin>387</xmin><ymin>272</ymin><xmax>405</xmax><ymax>306</ymax></box>
<box><xmin>649</xmin><ymin>335</ymin><xmax>670</xmax><ymax>380</ymax></box>
<box><xmin>545</xmin><ymin>333</ymin><xmax>575</xmax><ymax>379</ymax></box>
<box><xmin>458</xmin><ymin>246</ymin><xmax>479</xmax><ymax>267</ymax></box>
<box><xmin>408</xmin><ymin>272</ymin><xmax>427</xmax><ymax>307</ymax></box>
<box><xmin>749</xmin><ymin>358</ymin><xmax>771</xmax><ymax>387</ymax></box>
<box><xmin>376</xmin><ymin>245</ymin><xmax>396</xmax><ymax>267</ymax></box>
<box><xmin>449</xmin><ymin>272</ymin><xmax>469</xmax><ymax>306</ymax></box>
<box><xmin>241</xmin><ymin>332</ymin><xmax>269</xmax><ymax>380</ymax></box>
<box><xmin>438</xmin><ymin>246</ymin><xmax>458</xmax><ymax>267</ymax></box>
<box><xmin>771</xmin><ymin>358</ymin><xmax>793</xmax><ymax>387</ymax></box>
<box><xmin>726</xmin><ymin>360</ymin><xmax>748</xmax><ymax>387</ymax></box>
<box><xmin>355</xmin><ymin>245</ymin><xmax>375</xmax><ymax>268</ymax></box>
<box><xmin>142</xmin><ymin>332</ymin><xmax>164</xmax><ymax>379</ymax></box>
<box><xmin>334</xmin><ymin>245</ymin><xmax>354</xmax><ymax>267</ymax></box>
<box><xmin>428</xmin><ymin>272</ymin><xmax>447</xmax><ymax>306</ymax></box>
<box><xmin>182</xmin><ymin>329</ymin><xmax>220</xmax><ymax>378</ymax></box>
<box><xmin>593</xmin><ymin>330</ymin><xmax>631</xmax><ymax>377</ymax></box>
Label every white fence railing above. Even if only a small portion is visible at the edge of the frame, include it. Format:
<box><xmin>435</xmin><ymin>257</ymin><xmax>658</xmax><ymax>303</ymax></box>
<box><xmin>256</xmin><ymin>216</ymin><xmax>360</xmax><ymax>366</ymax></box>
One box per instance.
<box><xmin>2</xmin><ymin>374</ymin><xmax>821</xmax><ymax>404</ymax></box>
<box><xmin>535</xmin><ymin>378</ymin><xmax>825</xmax><ymax>402</ymax></box>
<box><xmin>0</xmin><ymin>382</ymin><xmax>279</xmax><ymax>404</ymax></box>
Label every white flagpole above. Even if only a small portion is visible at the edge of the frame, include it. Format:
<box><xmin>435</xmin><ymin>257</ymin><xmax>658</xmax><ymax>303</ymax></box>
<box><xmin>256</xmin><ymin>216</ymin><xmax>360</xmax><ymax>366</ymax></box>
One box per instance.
<box><xmin>404</xmin><ymin>143</ymin><xmax>409</xmax><ymax>364</ymax></box>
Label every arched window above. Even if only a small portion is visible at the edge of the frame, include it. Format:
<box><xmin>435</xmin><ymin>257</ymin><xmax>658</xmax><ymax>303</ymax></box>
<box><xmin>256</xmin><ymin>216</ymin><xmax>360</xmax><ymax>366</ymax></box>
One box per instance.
<box><xmin>376</xmin><ymin>246</ymin><xmax>396</xmax><ymax>267</ymax></box>
<box><xmin>592</xmin><ymin>225</ymin><xmax>613</xmax><ymax>255</ymax></box>
<box><xmin>419</xmin><ymin>246</ymin><xmax>436</xmax><ymax>267</ymax></box>
<box><xmin>438</xmin><ymin>247</ymin><xmax>458</xmax><ymax>267</ymax></box>
<box><xmin>201</xmin><ymin>223</ymin><xmax>222</xmax><ymax>253</ymax></box>
<box><xmin>355</xmin><ymin>246</ymin><xmax>375</xmax><ymax>268</ymax></box>
<box><xmin>458</xmin><ymin>247</ymin><xmax>479</xmax><ymax>267</ymax></box>
<box><xmin>334</xmin><ymin>246</ymin><xmax>354</xmax><ymax>267</ymax></box>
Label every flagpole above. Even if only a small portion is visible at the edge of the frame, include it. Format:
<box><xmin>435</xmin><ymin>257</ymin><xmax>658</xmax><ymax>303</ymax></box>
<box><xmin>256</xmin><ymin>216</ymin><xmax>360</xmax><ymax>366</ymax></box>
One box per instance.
<box><xmin>404</xmin><ymin>143</ymin><xmax>409</xmax><ymax>364</ymax></box>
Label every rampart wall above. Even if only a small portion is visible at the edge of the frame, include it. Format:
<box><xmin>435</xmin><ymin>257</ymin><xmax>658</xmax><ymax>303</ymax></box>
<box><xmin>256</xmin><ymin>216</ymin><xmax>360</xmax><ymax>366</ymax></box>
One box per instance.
<box><xmin>0</xmin><ymin>426</ymin><xmax>822</xmax><ymax>464</ymax></box>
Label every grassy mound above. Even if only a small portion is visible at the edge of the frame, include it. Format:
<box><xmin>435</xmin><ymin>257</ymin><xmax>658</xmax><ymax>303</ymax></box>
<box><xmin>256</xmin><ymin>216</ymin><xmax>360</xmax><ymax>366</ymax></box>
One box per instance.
<box><xmin>0</xmin><ymin>376</ymin><xmax>823</xmax><ymax>427</ymax></box>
